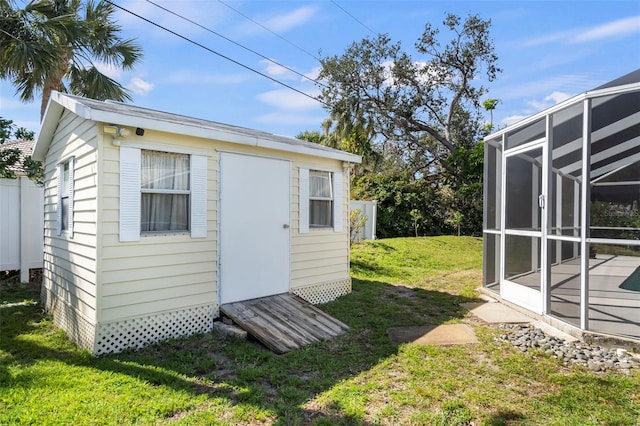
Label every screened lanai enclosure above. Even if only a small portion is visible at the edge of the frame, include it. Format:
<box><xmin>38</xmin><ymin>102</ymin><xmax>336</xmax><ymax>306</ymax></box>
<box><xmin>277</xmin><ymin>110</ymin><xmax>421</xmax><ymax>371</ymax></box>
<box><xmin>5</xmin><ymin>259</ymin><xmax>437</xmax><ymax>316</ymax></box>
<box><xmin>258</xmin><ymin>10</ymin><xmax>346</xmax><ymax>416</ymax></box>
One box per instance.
<box><xmin>483</xmin><ymin>69</ymin><xmax>640</xmax><ymax>342</ymax></box>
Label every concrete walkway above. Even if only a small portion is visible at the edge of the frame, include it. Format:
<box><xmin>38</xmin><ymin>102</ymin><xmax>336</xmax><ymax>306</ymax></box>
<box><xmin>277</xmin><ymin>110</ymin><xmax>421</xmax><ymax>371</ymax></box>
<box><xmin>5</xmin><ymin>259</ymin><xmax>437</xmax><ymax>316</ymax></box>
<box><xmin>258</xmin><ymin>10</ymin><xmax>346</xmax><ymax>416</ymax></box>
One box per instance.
<box><xmin>387</xmin><ymin>298</ymin><xmax>577</xmax><ymax>346</ymax></box>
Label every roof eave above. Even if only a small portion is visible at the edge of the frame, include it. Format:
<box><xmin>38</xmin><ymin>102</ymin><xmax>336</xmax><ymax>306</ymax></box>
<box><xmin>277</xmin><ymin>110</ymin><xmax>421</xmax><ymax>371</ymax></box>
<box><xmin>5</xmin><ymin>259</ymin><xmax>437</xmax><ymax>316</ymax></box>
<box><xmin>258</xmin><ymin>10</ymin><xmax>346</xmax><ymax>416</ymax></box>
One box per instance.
<box><xmin>38</xmin><ymin>92</ymin><xmax>362</xmax><ymax>164</ymax></box>
<box><xmin>91</xmin><ymin>107</ymin><xmax>362</xmax><ymax>163</ymax></box>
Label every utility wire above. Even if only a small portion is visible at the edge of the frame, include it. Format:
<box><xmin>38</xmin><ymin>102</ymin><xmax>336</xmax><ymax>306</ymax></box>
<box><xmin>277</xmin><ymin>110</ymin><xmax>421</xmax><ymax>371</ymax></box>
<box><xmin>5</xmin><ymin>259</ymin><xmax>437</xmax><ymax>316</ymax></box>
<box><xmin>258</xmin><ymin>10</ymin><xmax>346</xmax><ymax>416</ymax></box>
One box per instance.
<box><xmin>144</xmin><ymin>0</ymin><xmax>325</xmax><ymax>88</ymax></box>
<box><xmin>330</xmin><ymin>0</ymin><xmax>377</xmax><ymax>37</ymax></box>
<box><xmin>105</xmin><ymin>1</ymin><xmax>325</xmax><ymax>106</ymax></box>
<box><xmin>217</xmin><ymin>0</ymin><xmax>319</xmax><ymax>61</ymax></box>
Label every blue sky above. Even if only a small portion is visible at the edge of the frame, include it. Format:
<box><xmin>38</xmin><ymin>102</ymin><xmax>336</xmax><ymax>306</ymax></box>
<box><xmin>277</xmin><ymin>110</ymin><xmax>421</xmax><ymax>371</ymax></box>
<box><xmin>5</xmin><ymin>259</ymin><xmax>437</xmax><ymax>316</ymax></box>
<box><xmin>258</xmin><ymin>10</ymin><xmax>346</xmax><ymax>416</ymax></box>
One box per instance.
<box><xmin>1</xmin><ymin>0</ymin><xmax>639</xmax><ymax>139</ymax></box>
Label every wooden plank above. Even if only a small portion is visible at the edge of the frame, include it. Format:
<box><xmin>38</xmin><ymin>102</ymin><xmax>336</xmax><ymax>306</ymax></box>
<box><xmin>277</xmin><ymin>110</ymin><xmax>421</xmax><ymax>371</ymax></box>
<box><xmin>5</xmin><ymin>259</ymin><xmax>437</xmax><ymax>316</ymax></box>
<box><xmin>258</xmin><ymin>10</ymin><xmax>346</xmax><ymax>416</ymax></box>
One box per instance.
<box><xmin>233</xmin><ymin>299</ymin><xmax>304</xmax><ymax>353</ymax></box>
<box><xmin>245</xmin><ymin>299</ymin><xmax>314</xmax><ymax>349</ymax></box>
<box><xmin>279</xmin><ymin>295</ymin><xmax>348</xmax><ymax>337</ymax></box>
<box><xmin>280</xmin><ymin>295</ymin><xmax>349</xmax><ymax>335</ymax></box>
<box><xmin>273</xmin><ymin>295</ymin><xmax>347</xmax><ymax>339</ymax></box>
<box><xmin>249</xmin><ymin>299</ymin><xmax>318</xmax><ymax>345</ymax></box>
<box><xmin>221</xmin><ymin>300</ymin><xmax>298</xmax><ymax>353</ymax></box>
<box><xmin>220</xmin><ymin>293</ymin><xmax>349</xmax><ymax>354</ymax></box>
<box><xmin>254</xmin><ymin>297</ymin><xmax>325</xmax><ymax>344</ymax></box>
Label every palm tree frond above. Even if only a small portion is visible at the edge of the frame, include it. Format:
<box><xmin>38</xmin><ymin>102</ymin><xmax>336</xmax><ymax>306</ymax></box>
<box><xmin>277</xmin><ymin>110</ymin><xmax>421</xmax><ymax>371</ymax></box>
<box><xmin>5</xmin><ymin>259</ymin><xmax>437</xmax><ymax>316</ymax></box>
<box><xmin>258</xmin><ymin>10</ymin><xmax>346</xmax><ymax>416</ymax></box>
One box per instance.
<box><xmin>2</xmin><ymin>0</ymin><xmax>143</xmax><ymax>118</ymax></box>
<box><xmin>68</xmin><ymin>65</ymin><xmax>132</xmax><ymax>102</ymax></box>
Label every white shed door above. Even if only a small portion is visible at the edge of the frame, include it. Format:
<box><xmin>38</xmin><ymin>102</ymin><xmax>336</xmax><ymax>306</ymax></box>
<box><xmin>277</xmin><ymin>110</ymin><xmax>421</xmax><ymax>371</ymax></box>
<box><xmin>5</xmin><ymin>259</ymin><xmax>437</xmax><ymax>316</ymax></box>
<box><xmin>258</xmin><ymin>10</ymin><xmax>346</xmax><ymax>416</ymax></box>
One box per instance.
<box><xmin>220</xmin><ymin>153</ymin><xmax>290</xmax><ymax>304</ymax></box>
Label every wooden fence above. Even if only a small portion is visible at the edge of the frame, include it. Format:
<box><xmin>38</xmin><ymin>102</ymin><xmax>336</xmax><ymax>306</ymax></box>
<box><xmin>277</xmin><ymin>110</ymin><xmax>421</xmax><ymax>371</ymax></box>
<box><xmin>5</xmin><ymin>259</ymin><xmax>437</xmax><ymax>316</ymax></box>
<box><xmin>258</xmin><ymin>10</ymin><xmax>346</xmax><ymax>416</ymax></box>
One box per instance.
<box><xmin>0</xmin><ymin>177</ymin><xmax>44</xmax><ymax>282</ymax></box>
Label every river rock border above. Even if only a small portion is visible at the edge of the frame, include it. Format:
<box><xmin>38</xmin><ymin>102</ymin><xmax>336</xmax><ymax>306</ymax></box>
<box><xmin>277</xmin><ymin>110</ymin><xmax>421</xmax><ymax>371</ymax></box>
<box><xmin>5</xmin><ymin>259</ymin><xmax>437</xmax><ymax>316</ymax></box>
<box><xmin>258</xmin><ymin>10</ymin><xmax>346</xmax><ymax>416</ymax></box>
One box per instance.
<box><xmin>495</xmin><ymin>324</ymin><xmax>640</xmax><ymax>374</ymax></box>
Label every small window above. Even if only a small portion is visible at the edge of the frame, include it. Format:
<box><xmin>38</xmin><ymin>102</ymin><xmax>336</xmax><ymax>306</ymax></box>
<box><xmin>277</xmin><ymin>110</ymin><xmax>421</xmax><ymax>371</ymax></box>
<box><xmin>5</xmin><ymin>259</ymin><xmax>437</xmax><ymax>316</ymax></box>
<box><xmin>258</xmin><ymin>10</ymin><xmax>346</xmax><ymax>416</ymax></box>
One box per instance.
<box><xmin>61</xmin><ymin>162</ymin><xmax>70</xmax><ymax>231</ymax></box>
<box><xmin>141</xmin><ymin>150</ymin><xmax>190</xmax><ymax>232</ymax></box>
<box><xmin>309</xmin><ymin>170</ymin><xmax>333</xmax><ymax>227</ymax></box>
<box><xmin>57</xmin><ymin>157</ymin><xmax>74</xmax><ymax>236</ymax></box>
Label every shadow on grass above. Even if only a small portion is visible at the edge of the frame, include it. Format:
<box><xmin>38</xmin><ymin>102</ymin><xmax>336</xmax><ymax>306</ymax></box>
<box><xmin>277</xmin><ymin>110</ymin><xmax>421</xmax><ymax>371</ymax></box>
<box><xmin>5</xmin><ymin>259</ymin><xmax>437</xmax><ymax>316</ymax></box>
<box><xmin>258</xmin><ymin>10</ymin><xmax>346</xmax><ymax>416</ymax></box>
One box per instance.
<box><xmin>484</xmin><ymin>410</ymin><xmax>526</xmax><ymax>425</ymax></box>
<box><xmin>1</xmin><ymin>277</ymin><xmax>480</xmax><ymax>425</ymax></box>
<box><xmin>349</xmin><ymin>259</ymin><xmax>399</xmax><ymax>278</ymax></box>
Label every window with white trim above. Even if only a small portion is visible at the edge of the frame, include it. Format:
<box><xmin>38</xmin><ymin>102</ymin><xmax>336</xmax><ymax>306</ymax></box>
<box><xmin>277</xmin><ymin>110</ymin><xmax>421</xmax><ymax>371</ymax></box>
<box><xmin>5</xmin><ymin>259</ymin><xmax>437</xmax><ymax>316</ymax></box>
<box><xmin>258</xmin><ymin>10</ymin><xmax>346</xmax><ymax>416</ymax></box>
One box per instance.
<box><xmin>141</xmin><ymin>150</ymin><xmax>190</xmax><ymax>232</ymax></box>
<box><xmin>119</xmin><ymin>147</ymin><xmax>207</xmax><ymax>242</ymax></box>
<box><xmin>57</xmin><ymin>157</ymin><xmax>74</xmax><ymax>236</ymax></box>
<box><xmin>309</xmin><ymin>170</ymin><xmax>333</xmax><ymax>228</ymax></box>
<box><xmin>298</xmin><ymin>167</ymin><xmax>343</xmax><ymax>234</ymax></box>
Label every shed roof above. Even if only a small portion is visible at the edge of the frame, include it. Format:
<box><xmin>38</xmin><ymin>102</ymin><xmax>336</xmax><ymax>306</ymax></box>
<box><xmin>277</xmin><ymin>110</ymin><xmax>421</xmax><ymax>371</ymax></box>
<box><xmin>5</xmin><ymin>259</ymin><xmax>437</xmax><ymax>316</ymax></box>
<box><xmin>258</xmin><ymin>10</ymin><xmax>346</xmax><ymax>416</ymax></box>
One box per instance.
<box><xmin>34</xmin><ymin>92</ymin><xmax>362</xmax><ymax>163</ymax></box>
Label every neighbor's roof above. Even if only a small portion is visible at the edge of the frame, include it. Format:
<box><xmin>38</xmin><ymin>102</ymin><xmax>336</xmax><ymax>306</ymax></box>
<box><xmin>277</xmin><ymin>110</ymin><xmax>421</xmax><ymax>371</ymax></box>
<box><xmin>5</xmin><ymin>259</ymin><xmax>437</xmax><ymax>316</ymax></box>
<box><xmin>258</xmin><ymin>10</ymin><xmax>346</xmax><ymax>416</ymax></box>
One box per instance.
<box><xmin>1</xmin><ymin>139</ymin><xmax>36</xmax><ymax>174</ymax></box>
<box><xmin>34</xmin><ymin>92</ymin><xmax>362</xmax><ymax>163</ymax></box>
<box><xmin>486</xmin><ymin>68</ymin><xmax>640</xmax><ymax>140</ymax></box>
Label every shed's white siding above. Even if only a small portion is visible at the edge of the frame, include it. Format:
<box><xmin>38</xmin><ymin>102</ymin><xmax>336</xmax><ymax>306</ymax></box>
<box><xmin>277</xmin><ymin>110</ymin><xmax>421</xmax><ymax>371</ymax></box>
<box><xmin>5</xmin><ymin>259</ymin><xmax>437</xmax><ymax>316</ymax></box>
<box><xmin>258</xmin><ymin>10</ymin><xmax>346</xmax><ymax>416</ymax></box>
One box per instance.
<box><xmin>41</xmin><ymin>110</ymin><xmax>99</xmax><ymax>350</ymax></box>
<box><xmin>290</xmin><ymin>158</ymin><xmax>351</xmax><ymax>303</ymax></box>
<box><xmin>98</xmin><ymin>135</ymin><xmax>350</xmax><ymax>314</ymax></box>
<box><xmin>94</xmin><ymin>130</ymin><xmax>218</xmax><ymax>354</ymax></box>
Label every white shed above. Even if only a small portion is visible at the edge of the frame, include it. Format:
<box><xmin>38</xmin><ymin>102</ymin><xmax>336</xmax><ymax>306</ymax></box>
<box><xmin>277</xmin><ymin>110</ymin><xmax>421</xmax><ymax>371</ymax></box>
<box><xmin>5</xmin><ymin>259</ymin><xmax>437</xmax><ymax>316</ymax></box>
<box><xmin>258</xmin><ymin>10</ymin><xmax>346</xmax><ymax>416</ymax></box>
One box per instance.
<box><xmin>33</xmin><ymin>92</ymin><xmax>361</xmax><ymax>355</ymax></box>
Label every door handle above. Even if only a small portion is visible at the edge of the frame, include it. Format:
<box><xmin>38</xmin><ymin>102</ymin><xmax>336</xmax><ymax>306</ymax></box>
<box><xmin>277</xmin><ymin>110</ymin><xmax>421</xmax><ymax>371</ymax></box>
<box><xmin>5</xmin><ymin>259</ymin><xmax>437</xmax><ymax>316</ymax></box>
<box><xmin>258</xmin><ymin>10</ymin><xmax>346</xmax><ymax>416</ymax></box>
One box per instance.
<box><xmin>283</xmin><ymin>224</ymin><xmax>290</xmax><ymax>229</ymax></box>
<box><xmin>538</xmin><ymin>194</ymin><xmax>545</xmax><ymax>209</ymax></box>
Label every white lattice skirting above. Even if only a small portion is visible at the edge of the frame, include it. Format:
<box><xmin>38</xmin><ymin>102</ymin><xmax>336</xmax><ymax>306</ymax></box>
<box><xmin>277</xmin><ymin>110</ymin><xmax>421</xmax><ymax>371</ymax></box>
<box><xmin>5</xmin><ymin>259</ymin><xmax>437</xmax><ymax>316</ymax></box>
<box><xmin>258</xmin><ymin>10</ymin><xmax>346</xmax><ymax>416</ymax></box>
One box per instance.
<box><xmin>41</xmin><ymin>286</ymin><xmax>96</xmax><ymax>352</ymax></box>
<box><xmin>43</xmin><ymin>287</ymin><xmax>218</xmax><ymax>355</ymax></box>
<box><xmin>95</xmin><ymin>304</ymin><xmax>217</xmax><ymax>355</ymax></box>
<box><xmin>291</xmin><ymin>278</ymin><xmax>352</xmax><ymax>305</ymax></box>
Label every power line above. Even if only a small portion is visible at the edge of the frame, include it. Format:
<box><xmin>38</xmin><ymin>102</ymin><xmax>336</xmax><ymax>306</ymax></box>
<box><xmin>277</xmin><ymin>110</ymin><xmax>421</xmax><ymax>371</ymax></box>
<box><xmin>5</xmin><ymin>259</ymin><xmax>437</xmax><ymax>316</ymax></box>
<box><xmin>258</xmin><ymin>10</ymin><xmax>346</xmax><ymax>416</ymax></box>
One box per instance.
<box><xmin>104</xmin><ymin>1</ymin><xmax>324</xmax><ymax>106</ymax></box>
<box><xmin>217</xmin><ymin>0</ymin><xmax>319</xmax><ymax>61</ymax></box>
<box><xmin>144</xmin><ymin>0</ymin><xmax>324</xmax><ymax>88</ymax></box>
<box><xmin>330</xmin><ymin>0</ymin><xmax>377</xmax><ymax>37</ymax></box>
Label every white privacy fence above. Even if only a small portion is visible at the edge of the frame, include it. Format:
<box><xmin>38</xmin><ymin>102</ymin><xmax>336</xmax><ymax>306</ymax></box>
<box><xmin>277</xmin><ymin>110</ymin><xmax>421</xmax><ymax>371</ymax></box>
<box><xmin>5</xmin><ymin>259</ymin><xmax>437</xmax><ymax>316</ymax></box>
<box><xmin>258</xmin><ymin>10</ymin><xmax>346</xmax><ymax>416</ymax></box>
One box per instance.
<box><xmin>0</xmin><ymin>177</ymin><xmax>44</xmax><ymax>282</ymax></box>
<box><xmin>349</xmin><ymin>200</ymin><xmax>377</xmax><ymax>242</ymax></box>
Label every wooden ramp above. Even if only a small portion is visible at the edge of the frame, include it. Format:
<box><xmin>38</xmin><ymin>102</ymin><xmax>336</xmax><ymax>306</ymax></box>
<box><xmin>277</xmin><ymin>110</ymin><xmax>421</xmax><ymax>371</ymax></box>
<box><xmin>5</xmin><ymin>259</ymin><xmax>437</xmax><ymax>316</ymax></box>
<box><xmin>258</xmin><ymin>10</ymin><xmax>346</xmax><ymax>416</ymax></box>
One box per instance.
<box><xmin>220</xmin><ymin>293</ymin><xmax>349</xmax><ymax>354</ymax></box>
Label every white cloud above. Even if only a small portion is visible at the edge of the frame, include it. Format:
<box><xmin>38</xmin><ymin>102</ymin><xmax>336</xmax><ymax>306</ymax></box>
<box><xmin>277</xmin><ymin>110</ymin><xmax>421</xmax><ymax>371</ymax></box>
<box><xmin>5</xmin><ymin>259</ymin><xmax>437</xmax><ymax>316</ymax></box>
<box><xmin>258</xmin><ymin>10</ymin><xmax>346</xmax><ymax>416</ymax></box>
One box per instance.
<box><xmin>236</xmin><ymin>5</ymin><xmax>319</xmax><ymax>37</ymax></box>
<box><xmin>255</xmin><ymin>111</ymin><xmax>326</xmax><ymax>129</ymax></box>
<box><xmin>520</xmin><ymin>15</ymin><xmax>640</xmax><ymax>47</ymax></box>
<box><xmin>497</xmin><ymin>90</ymin><xmax>575</xmax><ymax>130</ymax></box>
<box><xmin>127</xmin><ymin>77</ymin><xmax>154</xmax><ymax>95</ymax></box>
<box><xmin>116</xmin><ymin>0</ymin><xmax>230</xmax><ymax>40</ymax></box>
<box><xmin>528</xmin><ymin>91</ymin><xmax>572</xmax><ymax>110</ymax></box>
<box><xmin>496</xmin><ymin>74</ymin><xmax>597</xmax><ymax>101</ymax></box>
<box><xmin>264</xmin><ymin>6</ymin><xmax>318</xmax><ymax>33</ymax></box>
<box><xmin>257</xmin><ymin>88</ymin><xmax>320</xmax><ymax>110</ymax></box>
<box><xmin>521</xmin><ymin>29</ymin><xmax>575</xmax><ymax>48</ymax></box>
<box><xmin>304</xmin><ymin>66</ymin><xmax>321</xmax><ymax>82</ymax></box>
<box><xmin>545</xmin><ymin>91</ymin><xmax>572</xmax><ymax>104</ymax></box>
<box><xmin>572</xmin><ymin>15</ymin><xmax>640</xmax><ymax>43</ymax></box>
<box><xmin>260</xmin><ymin>59</ymin><xmax>297</xmax><ymax>80</ymax></box>
<box><xmin>254</xmin><ymin>86</ymin><xmax>325</xmax><ymax>134</ymax></box>
<box><xmin>501</xmin><ymin>114</ymin><xmax>529</xmax><ymax>127</ymax></box>
<box><xmin>94</xmin><ymin>62</ymin><xmax>122</xmax><ymax>79</ymax></box>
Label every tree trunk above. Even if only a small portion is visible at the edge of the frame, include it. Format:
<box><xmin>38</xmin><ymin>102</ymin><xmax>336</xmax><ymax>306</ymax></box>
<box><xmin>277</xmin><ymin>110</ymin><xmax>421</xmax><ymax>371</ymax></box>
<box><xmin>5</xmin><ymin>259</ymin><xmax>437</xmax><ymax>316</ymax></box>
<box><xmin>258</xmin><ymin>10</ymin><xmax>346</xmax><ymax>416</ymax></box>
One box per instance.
<box><xmin>40</xmin><ymin>54</ymin><xmax>69</xmax><ymax>120</ymax></box>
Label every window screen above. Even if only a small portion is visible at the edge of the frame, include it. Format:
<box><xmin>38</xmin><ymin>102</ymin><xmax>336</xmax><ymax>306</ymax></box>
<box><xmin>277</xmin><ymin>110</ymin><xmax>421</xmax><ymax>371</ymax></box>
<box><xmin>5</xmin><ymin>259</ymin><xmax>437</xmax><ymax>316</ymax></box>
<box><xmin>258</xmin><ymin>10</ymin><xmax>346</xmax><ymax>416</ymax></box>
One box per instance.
<box><xmin>309</xmin><ymin>170</ymin><xmax>333</xmax><ymax>227</ymax></box>
<box><xmin>141</xmin><ymin>150</ymin><xmax>190</xmax><ymax>232</ymax></box>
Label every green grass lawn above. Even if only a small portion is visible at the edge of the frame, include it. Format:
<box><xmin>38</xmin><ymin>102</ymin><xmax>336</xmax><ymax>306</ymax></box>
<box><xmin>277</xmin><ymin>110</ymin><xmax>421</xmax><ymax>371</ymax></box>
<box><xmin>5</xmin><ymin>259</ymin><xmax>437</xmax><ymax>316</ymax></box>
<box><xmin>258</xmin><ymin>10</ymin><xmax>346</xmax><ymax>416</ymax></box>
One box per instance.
<box><xmin>1</xmin><ymin>236</ymin><xmax>639</xmax><ymax>425</ymax></box>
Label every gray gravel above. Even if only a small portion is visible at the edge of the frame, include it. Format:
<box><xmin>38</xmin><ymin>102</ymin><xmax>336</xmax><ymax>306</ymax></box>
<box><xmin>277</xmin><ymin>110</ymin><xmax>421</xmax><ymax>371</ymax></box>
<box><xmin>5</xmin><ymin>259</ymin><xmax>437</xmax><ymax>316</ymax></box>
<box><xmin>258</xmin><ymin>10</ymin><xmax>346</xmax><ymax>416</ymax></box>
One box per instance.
<box><xmin>496</xmin><ymin>324</ymin><xmax>640</xmax><ymax>374</ymax></box>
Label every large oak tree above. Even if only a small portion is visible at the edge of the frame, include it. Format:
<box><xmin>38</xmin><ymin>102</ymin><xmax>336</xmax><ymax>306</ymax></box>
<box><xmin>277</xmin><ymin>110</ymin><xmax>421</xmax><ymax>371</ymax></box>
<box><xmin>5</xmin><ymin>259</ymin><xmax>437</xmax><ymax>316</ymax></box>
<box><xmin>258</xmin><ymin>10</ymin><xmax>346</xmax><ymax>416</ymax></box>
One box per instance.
<box><xmin>316</xmin><ymin>13</ymin><xmax>500</xmax><ymax>236</ymax></box>
<box><xmin>317</xmin><ymin>13</ymin><xmax>500</xmax><ymax>180</ymax></box>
